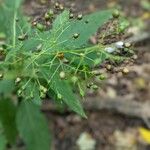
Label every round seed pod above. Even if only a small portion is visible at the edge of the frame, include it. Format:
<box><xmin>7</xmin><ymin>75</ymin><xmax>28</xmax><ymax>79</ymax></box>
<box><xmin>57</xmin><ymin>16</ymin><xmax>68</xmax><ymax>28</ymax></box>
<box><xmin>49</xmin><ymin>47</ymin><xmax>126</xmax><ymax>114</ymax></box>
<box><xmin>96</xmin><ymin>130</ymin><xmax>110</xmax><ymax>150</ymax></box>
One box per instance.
<box><xmin>71</xmin><ymin>76</ymin><xmax>78</xmax><ymax>84</ymax></box>
<box><xmin>32</xmin><ymin>21</ymin><xmax>37</xmax><ymax>26</ymax></box>
<box><xmin>36</xmin><ymin>23</ymin><xmax>45</xmax><ymax>31</ymax></box>
<box><xmin>15</xmin><ymin>77</ymin><xmax>21</xmax><ymax>84</ymax></box>
<box><xmin>73</xmin><ymin>33</ymin><xmax>80</xmax><ymax>39</ymax></box>
<box><xmin>91</xmin><ymin>84</ymin><xmax>98</xmax><ymax>90</ymax></box>
<box><xmin>62</xmin><ymin>58</ymin><xmax>69</xmax><ymax>64</ymax></box>
<box><xmin>54</xmin><ymin>2</ymin><xmax>59</xmax><ymax>9</ymax></box>
<box><xmin>69</xmin><ymin>13</ymin><xmax>74</xmax><ymax>19</ymax></box>
<box><xmin>40</xmin><ymin>92</ymin><xmax>46</xmax><ymax>99</ymax></box>
<box><xmin>43</xmin><ymin>87</ymin><xmax>48</xmax><ymax>94</ymax></box>
<box><xmin>59</xmin><ymin>4</ymin><xmax>64</xmax><ymax>10</ymax></box>
<box><xmin>79</xmin><ymin>53</ymin><xmax>84</xmax><ymax>57</ymax></box>
<box><xmin>0</xmin><ymin>73</ymin><xmax>3</xmax><ymax>79</ymax></box>
<box><xmin>18</xmin><ymin>34</ymin><xmax>27</xmax><ymax>41</ymax></box>
<box><xmin>87</xmin><ymin>82</ymin><xmax>94</xmax><ymax>88</ymax></box>
<box><xmin>112</xmin><ymin>10</ymin><xmax>120</xmax><ymax>18</ymax></box>
<box><xmin>77</xmin><ymin>14</ymin><xmax>83</xmax><ymax>20</ymax></box>
<box><xmin>99</xmin><ymin>74</ymin><xmax>106</xmax><ymax>80</ymax></box>
<box><xmin>17</xmin><ymin>89</ymin><xmax>22</xmax><ymax>97</ymax></box>
<box><xmin>44</xmin><ymin>13</ymin><xmax>50</xmax><ymax>21</ymax></box>
<box><xmin>59</xmin><ymin>71</ymin><xmax>66</xmax><ymax>79</ymax></box>
<box><xmin>122</xmin><ymin>68</ymin><xmax>129</xmax><ymax>74</ymax></box>
<box><xmin>48</xmin><ymin>9</ymin><xmax>54</xmax><ymax>16</ymax></box>
<box><xmin>57</xmin><ymin>52</ymin><xmax>64</xmax><ymax>60</ymax></box>
<box><xmin>57</xmin><ymin>93</ymin><xmax>63</xmax><ymax>100</ymax></box>
<box><xmin>106</xmin><ymin>64</ymin><xmax>112</xmax><ymax>71</ymax></box>
<box><xmin>92</xmin><ymin>70</ymin><xmax>101</xmax><ymax>76</ymax></box>
<box><xmin>40</xmin><ymin>85</ymin><xmax>47</xmax><ymax>93</ymax></box>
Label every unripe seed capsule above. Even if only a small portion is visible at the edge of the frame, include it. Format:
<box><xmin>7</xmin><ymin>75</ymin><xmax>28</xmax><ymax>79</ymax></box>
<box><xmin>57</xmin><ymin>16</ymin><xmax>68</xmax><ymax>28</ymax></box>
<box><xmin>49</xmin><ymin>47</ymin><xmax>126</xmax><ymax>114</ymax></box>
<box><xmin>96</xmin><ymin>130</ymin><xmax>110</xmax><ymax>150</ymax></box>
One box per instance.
<box><xmin>106</xmin><ymin>64</ymin><xmax>112</xmax><ymax>71</ymax></box>
<box><xmin>55</xmin><ymin>2</ymin><xmax>59</xmax><ymax>9</ymax></box>
<box><xmin>79</xmin><ymin>53</ymin><xmax>84</xmax><ymax>57</ymax></box>
<box><xmin>91</xmin><ymin>84</ymin><xmax>98</xmax><ymax>90</ymax></box>
<box><xmin>122</xmin><ymin>68</ymin><xmax>129</xmax><ymax>74</ymax></box>
<box><xmin>59</xmin><ymin>4</ymin><xmax>64</xmax><ymax>10</ymax></box>
<box><xmin>48</xmin><ymin>9</ymin><xmax>54</xmax><ymax>16</ymax></box>
<box><xmin>77</xmin><ymin>14</ymin><xmax>83</xmax><ymax>20</ymax></box>
<box><xmin>59</xmin><ymin>71</ymin><xmax>66</xmax><ymax>79</ymax></box>
<box><xmin>63</xmin><ymin>58</ymin><xmax>69</xmax><ymax>64</ymax></box>
<box><xmin>36</xmin><ymin>23</ymin><xmax>45</xmax><ymax>31</ymax></box>
<box><xmin>57</xmin><ymin>52</ymin><xmax>64</xmax><ymax>59</ymax></box>
<box><xmin>87</xmin><ymin>82</ymin><xmax>94</xmax><ymax>88</ymax></box>
<box><xmin>15</xmin><ymin>77</ymin><xmax>21</xmax><ymax>84</ymax></box>
<box><xmin>40</xmin><ymin>92</ymin><xmax>46</xmax><ymax>99</ymax></box>
<box><xmin>40</xmin><ymin>85</ymin><xmax>47</xmax><ymax>93</ymax></box>
<box><xmin>44</xmin><ymin>13</ymin><xmax>50</xmax><ymax>20</ymax></box>
<box><xmin>99</xmin><ymin>74</ymin><xmax>106</xmax><ymax>80</ymax></box>
<box><xmin>112</xmin><ymin>10</ymin><xmax>120</xmax><ymax>18</ymax></box>
<box><xmin>71</xmin><ymin>76</ymin><xmax>78</xmax><ymax>84</ymax></box>
<box><xmin>73</xmin><ymin>33</ymin><xmax>80</xmax><ymax>39</ymax></box>
<box><xmin>17</xmin><ymin>89</ymin><xmax>22</xmax><ymax>97</ymax></box>
<box><xmin>57</xmin><ymin>93</ymin><xmax>63</xmax><ymax>100</ymax></box>
<box><xmin>0</xmin><ymin>73</ymin><xmax>3</xmax><ymax>79</ymax></box>
<box><xmin>69</xmin><ymin>13</ymin><xmax>74</xmax><ymax>19</ymax></box>
<box><xmin>18</xmin><ymin>34</ymin><xmax>27</xmax><ymax>41</ymax></box>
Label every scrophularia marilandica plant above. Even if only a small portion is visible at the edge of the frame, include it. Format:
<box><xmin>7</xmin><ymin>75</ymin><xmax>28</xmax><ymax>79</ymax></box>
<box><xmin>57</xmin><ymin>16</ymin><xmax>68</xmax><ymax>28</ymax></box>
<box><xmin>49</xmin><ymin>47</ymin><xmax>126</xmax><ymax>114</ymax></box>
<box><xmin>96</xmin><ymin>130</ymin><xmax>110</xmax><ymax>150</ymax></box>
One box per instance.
<box><xmin>0</xmin><ymin>0</ymin><xmax>132</xmax><ymax>149</ymax></box>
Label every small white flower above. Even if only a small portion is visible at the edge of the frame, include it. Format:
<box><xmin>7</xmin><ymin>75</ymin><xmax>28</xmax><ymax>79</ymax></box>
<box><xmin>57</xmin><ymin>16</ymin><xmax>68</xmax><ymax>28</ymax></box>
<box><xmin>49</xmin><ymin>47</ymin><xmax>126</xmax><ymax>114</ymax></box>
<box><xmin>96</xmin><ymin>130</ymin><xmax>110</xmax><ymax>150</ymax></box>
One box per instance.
<box><xmin>105</xmin><ymin>47</ymin><xmax>115</xmax><ymax>53</ymax></box>
<box><xmin>115</xmin><ymin>41</ymin><xmax>124</xmax><ymax>48</ymax></box>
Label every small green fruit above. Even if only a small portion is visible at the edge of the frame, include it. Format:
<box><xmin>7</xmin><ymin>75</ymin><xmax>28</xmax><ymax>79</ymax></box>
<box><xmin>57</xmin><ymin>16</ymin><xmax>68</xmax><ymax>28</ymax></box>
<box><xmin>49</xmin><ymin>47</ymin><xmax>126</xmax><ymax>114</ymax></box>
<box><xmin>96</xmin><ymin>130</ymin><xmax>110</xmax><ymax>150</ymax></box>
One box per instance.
<box><xmin>69</xmin><ymin>13</ymin><xmax>74</xmax><ymax>19</ymax></box>
<box><xmin>77</xmin><ymin>14</ymin><xmax>83</xmax><ymax>20</ymax></box>
<box><xmin>99</xmin><ymin>74</ymin><xmax>106</xmax><ymax>80</ymax></box>
<box><xmin>40</xmin><ymin>85</ymin><xmax>48</xmax><ymax>93</ymax></box>
<box><xmin>87</xmin><ymin>82</ymin><xmax>94</xmax><ymax>88</ymax></box>
<box><xmin>73</xmin><ymin>33</ymin><xmax>80</xmax><ymax>39</ymax></box>
<box><xmin>48</xmin><ymin>9</ymin><xmax>54</xmax><ymax>16</ymax></box>
<box><xmin>91</xmin><ymin>84</ymin><xmax>98</xmax><ymax>90</ymax></box>
<box><xmin>44</xmin><ymin>13</ymin><xmax>50</xmax><ymax>20</ymax></box>
<box><xmin>0</xmin><ymin>73</ymin><xmax>3</xmax><ymax>79</ymax></box>
<box><xmin>40</xmin><ymin>92</ymin><xmax>46</xmax><ymax>99</ymax></box>
<box><xmin>15</xmin><ymin>77</ymin><xmax>21</xmax><ymax>84</ymax></box>
<box><xmin>18</xmin><ymin>34</ymin><xmax>27</xmax><ymax>41</ymax></box>
<box><xmin>17</xmin><ymin>89</ymin><xmax>22</xmax><ymax>97</ymax></box>
<box><xmin>59</xmin><ymin>71</ymin><xmax>66</xmax><ymax>79</ymax></box>
<box><xmin>36</xmin><ymin>23</ymin><xmax>45</xmax><ymax>31</ymax></box>
<box><xmin>71</xmin><ymin>76</ymin><xmax>78</xmax><ymax>84</ymax></box>
<box><xmin>57</xmin><ymin>93</ymin><xmax>63</xmax><ymax>100</ymax></box>
<box><xmin>112</xmin><ymin>10</ymin><xmax>120</xmax><ymax>18</ymax></box>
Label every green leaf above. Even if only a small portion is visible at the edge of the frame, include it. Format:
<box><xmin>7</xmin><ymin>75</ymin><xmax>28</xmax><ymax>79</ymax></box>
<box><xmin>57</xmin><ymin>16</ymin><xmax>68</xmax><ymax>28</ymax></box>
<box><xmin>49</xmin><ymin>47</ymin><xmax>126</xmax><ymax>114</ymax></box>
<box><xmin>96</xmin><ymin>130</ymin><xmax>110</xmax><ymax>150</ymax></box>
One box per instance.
<box><xmin>0</xmin><ymin>134</ymin><xmax>7</xmax><ymax>150</ymax></box>
<box><xmin>0</xmin><ymin>80</ymin><xmax>15</xmax><ymax>95</ymax></box>
<box><xmin>50</xmin><ymin>75</ymin><xmax>86</xmax><ymax>118</ymax></box>
<box><xmin>0</xmin><ymin>0</ymin><xmax>30</xmax><ymax>45</ymax></box>
<box><xmin>0</xmin><ymin>99</ymin><xmax>17</xmax><ymax>144</ymax></box>
<box><xmin>16</xmin><ymin>101</ymin><xmax>51</xmax><ymax>150</ymax></box>
<box><xmin>0</xmin><ymin>122</ymin><xmax>7</xmax><ymax>150</ymax></box>
<box><xmin>47</xmin><ymin>9</ymin><xmax>112</xmax><ymax>50</ymax></box>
